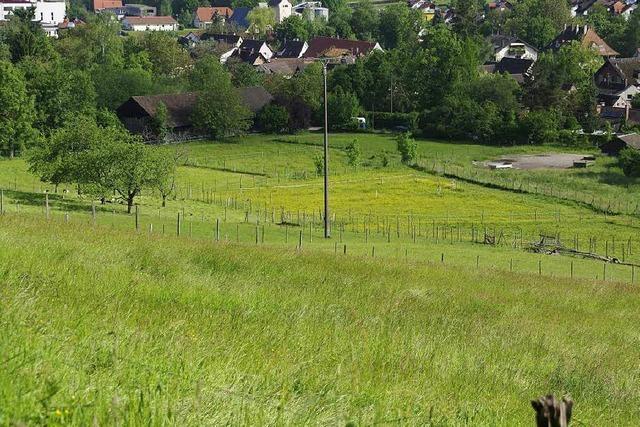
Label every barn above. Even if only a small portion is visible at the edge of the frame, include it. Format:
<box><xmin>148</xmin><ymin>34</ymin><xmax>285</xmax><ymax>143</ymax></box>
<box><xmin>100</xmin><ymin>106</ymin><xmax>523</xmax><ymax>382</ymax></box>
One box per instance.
<box><xmin>116</xmin><ymin>87</ymin><xmax>273</xmax><ymax>139</ymax></box>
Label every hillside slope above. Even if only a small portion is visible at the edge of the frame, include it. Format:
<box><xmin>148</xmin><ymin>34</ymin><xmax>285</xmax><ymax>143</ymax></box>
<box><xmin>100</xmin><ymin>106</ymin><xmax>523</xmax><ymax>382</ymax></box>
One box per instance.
<box><xmin>1</xmin><ymin>216</ymin><xmax>640</xmax><ymax>425</ymax></box>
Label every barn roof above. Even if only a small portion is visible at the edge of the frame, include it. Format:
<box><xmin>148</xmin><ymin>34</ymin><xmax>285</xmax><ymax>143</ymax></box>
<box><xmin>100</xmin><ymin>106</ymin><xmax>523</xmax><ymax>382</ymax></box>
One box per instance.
<box><xmin>117</xmin><ymin>87</ymin><xmax>273</xmax><ymax>128</ymax></box>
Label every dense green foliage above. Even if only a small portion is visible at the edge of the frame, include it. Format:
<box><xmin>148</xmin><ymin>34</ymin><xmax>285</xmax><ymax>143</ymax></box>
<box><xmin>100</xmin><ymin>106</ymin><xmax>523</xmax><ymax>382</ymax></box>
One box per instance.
<box><xmin>620</xmin><ymin>147</ymin><xmax>640</xmax><ymax>177</ymax></box>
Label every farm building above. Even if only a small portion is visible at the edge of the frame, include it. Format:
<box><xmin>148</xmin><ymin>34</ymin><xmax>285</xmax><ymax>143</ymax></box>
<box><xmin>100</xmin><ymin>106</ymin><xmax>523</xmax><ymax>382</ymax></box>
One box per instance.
<box><xmin>116</xmin><ymin>87</ymin><xmax>273</xmax><ymax>138</ymax></box>
<box><xmin>600</xmin><ymin>133</ymin><xmax>640</xmax><ymax>156</ymax></box>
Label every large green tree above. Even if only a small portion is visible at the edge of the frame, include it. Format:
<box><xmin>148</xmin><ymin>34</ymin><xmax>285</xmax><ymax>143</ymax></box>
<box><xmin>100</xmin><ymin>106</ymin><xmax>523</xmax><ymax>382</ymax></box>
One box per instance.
<box><xmin>0</xmin><ymin>61</ymin><xmax>37</xmax><ymax>158</ymax></box>
<box><xmin>189</xmin><ymin>57</ymin><xmax>253</xmax><ymax>139</ymax></box>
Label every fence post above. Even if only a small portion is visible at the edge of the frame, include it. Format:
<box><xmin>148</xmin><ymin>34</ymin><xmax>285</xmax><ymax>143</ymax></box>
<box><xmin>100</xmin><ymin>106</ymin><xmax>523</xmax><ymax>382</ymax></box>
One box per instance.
<box><xmin>45</xmin><ymin>193</ymin><xmax>50</xmax><ymax>220</ymax></box>
<box><xmin>177</xmin><ymin>212</ymin><xmax>181</xmax><ymax>236</ymax></box>
<box><xmin>0</xmin><ymin>189</ymin><xmax>3</xmax><ymax>215</ymax></box>
<box><xmin>531</xmin><ymin>395</ymin><xmax>573</xmax><ymax>427</ymax></box>
<box><xmin>216</xmin><ymin>218</ymin><xmax>220</xmax><ymax>241</ymax></box>
<box><xmin>91</xmin><ymin>202</ymin><xmax>96</xmax><ymax>225</ymax></box>
<box><xmin>135</xmin><ymin>205</ymin><xmax>140</xmax><ymax>231</ymax></box>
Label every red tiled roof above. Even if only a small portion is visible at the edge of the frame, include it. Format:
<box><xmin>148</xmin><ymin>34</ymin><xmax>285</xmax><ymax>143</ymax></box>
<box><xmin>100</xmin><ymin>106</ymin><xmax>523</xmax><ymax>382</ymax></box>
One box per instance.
<box><xmin>93</xmin><ymin>0</ymin><xmax>122</xmax><ymax>10</ymax></box>
<box><xmin>195</xmin><ymin>7</ymin><xmax>233</xmax><ymax>22</ymax></box>
<box><xmin>303</xmin><ymin>37</ymin><xmax>380</xmax><ymax>58</ymax></box>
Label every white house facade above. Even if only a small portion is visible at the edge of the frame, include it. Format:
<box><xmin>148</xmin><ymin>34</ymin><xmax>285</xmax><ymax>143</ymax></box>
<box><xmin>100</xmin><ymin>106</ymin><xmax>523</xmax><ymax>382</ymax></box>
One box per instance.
<box><xmin>269</xmin><ymin>0</ymin><xmax>292</xmax><ymax>23</ymax></box>
<box><xmin>0</xmin><ymin>0</ymin><xmax>65</xmax><ymax>36</ymax></box>
<box><xmin>122</xmin><ymin>16</ymin><xmax>178</xmax><ymax>31</ymax></box>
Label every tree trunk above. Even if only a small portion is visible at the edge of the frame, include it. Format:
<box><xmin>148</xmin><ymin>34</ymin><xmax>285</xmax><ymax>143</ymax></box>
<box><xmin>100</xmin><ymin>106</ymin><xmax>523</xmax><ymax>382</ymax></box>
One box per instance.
<box><xmin>127</xmin><ymin>193</ymin><xmax>135</xmax><ymax>214</ymax></box>
<box><xmin>162</xmin><ymin>194</ymin><xmax>167</xmax><ymax>207</ymax></box>
<box><xmin>100</xmin><ymin>197</ymin><xmax>106</xmax><ymax>205</ymax></box>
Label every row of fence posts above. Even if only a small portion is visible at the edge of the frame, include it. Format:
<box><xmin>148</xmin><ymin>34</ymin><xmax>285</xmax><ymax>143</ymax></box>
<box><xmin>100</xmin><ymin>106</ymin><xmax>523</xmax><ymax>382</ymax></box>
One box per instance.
<box><xmin>1</xmin><ymin>190</ymin><xmax>638</xmax><ymax>283</ymax></box>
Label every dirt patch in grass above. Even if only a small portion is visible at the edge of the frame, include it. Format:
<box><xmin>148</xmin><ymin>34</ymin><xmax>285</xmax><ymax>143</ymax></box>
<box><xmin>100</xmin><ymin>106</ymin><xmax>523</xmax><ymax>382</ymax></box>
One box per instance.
<box><xmin>483</xmin><ymin>153</ymin><xmax>593</xmax><ymax>170</ymax></box>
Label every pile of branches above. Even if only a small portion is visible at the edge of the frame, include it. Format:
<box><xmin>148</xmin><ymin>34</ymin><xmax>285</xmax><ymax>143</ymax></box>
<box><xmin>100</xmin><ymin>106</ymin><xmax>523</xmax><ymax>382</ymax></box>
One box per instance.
<box><xmin>526</xmin><ymin>235</ymin><xmax>638</xmax><ymax>266</ymax></box>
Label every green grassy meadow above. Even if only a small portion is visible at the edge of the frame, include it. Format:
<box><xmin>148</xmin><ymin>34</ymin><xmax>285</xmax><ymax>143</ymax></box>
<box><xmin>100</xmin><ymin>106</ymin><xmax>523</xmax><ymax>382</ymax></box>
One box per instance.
<box><xmin>2</xmin><ymin>132</ymin><xmax>640</xmax><ymax>423</ymax></box>
<box><xmin>2</xmin><ymin>215</ymin><xmax>640</xmax><ymax>425</ymax></box>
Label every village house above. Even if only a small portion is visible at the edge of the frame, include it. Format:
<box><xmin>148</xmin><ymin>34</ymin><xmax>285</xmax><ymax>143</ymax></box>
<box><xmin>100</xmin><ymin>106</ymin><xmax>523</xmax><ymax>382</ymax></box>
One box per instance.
<box><xmin>547</xmin><ymin>25</ymin><xmax>619</xmax><ymax>57</ymax></box>
<box><xmin>93</xmin><ymin>0</ymin><xmax>121</xmax><ymax>11</ymax></box>
<box><xmin>571</xmin><ymin>0</ymin><xmax>637</xmax><ymax>18</ymax></box>
<box><xmin>408</xmin><ymin>0</ymin><xmax>437</xmax><ymax>21</ymax></box>
<box><xmin>256</xmin><ymin>58</ymin><xmax>311</xmax><ymax>76</ymax></box>
<box><xmin>124</xmin><ymin>4</ymin><xmax>156</xmax><ymax>17</ymax></box>
<box><xmin>0</xmin><ymin>0</ymin><xmax>66</xmax><ymax>36</ymax></box>
<box><xmin>600</xmin><ymin>133</ymin><xmax>640</xmax><ymax>156</ymax></box>
<box><xmin>486</xmin><ymin>0</ymin><xmax>514</xmax><ymax>14</ymax></box>
<box><xmin>303</xmin><ymin>37</ymin><xmax>383</xmax><ymax>59</ymax></box>
<box><xmin>269</xmin><ymin>0</ymin><xmax>292</xmax><ymax>23</ymax></box>
<box><xmin>483</xmin><ymin>57</ymin><xmax>535</xmax><ymax>84</ymax></box>
<box><xmin>276</xmin><ymin>40</ymin><xmax>308</xmax><ymax>58</ymax></box>
<box><xmin>115</xmin><ymin>87</ymin><xmax>273</xmax><ymax>138</ymax></box>
<box><xmin>193</xmin><ymin>6</ymin><xmax>233</xmax><ymax>28</ymax></box>
<box><xmin>122</xmin><ymin>15</ymin><xmax>177</xmax><ymax>31</ymax></box>
<box><xmin>489</xmin><ymin>35</ymin><xmax>539</xmax><ymax>62</ymax></box>
<box><xmin>595</xmin><ymin>57</ymin><xmax>640</xmax><ymax>108</ymax></box>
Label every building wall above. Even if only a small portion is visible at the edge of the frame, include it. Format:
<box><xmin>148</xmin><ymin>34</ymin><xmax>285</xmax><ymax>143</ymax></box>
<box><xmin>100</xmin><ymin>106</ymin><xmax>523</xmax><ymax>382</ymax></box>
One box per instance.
<box><xmin>124</xmin><ymin>21</ymin><xmax>177</xmax><ymax>31</ymax></box>
<box><xmin>0</xmin><ymin>0</ymin><xmax>65</xmax><ymax>25</ymax></box>
<box><xmin>273</xmin><ymin>0</ymin><xmax>291</xmax><ymax>23</ymax></box>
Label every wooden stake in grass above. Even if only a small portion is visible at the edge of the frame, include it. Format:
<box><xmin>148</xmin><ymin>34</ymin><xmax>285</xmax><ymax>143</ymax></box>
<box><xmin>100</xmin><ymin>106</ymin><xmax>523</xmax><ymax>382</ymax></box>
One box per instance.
<box><xmin>45</xmin><ymin>193</ymin><xmax>49</xmax><ymax>220</ymax></box>
<box><xmin>216</xmin><ymin>218</ymin><xmax>220</xmax><ymax>241</ymax></box>
<box><xmin>91</xmin><ymin>202</ymin><xmax>96</xmax><ymax>225</ymax></box>
<box><xmin>531</xmin><ymin>395</ymin><xmax>573</xmax><ymax>427</ymax></box>
<box><xmin>0</xmin><ymin>189</ymin><xmax>4</xmax><ymax>215</ymax></box>
<box><xmin>135</xmin><ymin>205</ymin><xmax>140</xmax><ymax>232</ymax></box>
<box><xmin>176</xmin><ymin>212</ymin><xmax>181</xmax><ymax>236</ymax></box>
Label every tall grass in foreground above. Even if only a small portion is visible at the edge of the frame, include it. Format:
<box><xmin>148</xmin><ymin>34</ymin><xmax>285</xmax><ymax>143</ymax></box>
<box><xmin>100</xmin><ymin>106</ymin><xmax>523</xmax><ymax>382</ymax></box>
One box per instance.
<box><xmin>1</xmin><ymin>216</ymin><xmax>640</xmax><ymax>425</ymax></box>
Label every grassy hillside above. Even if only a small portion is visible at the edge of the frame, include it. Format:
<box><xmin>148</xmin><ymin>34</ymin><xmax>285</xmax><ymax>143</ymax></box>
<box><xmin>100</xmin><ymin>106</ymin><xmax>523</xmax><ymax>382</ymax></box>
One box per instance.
<box><xmin>1</xmin><ymin>133</ymin><xmax>640</xmax><ymax>283</ymax></box>
<box><xmin>2</xmin><ymin>215</ymin><xmax>640</xmax><ymax>425</ymax></box>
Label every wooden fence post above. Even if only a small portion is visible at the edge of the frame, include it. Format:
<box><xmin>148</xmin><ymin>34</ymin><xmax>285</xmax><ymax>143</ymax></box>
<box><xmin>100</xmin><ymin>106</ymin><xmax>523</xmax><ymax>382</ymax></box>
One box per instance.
<box><xmin>177</xmin><ymin>212</ymin><xmax>181</xmax><ymax>236</ymax></box>
<box><xmin>135</xmin><ymin>205</ymin><xmax>140</xmax><ymax>231</ymax></box>
<box><xmin>45</xmin><ymin>193</ymin><xmax>50</xmax><ymax>220</ymax></box>
<box><xmin>216</xmin><ymin>218</ymin><xmax>220</xmax><ymax>241</ymax></box>
<box><xmin>531</xmin><ymin>395</ymin><xmax>573</xmax><ymax>427</ymax></box>
<box><xmin>0</xmin><ymin>189</ymin><xmax>3</xmax><ymax>215</ymax></box>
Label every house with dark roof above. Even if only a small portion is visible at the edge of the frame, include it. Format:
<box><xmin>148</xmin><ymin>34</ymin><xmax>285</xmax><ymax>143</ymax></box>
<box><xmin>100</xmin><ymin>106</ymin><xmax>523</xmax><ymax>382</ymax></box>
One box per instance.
<box><xmin>256</xmin><ymin>58</ymin><xmax>312</xmax><ymax>76</ymax></box>
<box><xmin>277</xmin><ymin>40</ymin><xmax>308</xmax><ymax>58</ymax></box>
<box><xmin>116</xmin><ymin>87</ymin><xmax>274</xmax><ymax>139</ymax></box>
<box><xmin>483</xmin><ymin>57</ymin><xmax>535</xmax><ymax>84</ymax></box>
<box><xmin>547</xmin><ymin>25</ymin><xmax>619</xmax><ymax>57</ymax></box>
<box><xmin>600</xmin><ymin>133</ymin><xmax>640</xmax><ymax>155</ymax></box>
<box><xmin>303</xmin><ymin>37</ymin><xmax>382</xmax><ymax>59</ymax></box>
<box><xmin>238</xmin><ymin>39</ymin><xmax>274</xmax><ymax>60</ymax></box>
<box><xmin>193</xmin><ymin>7</ymin><xmax>233</xmax><ymax>28</ymax></box>
<box><xmin>595</xmin><ymin>57</ymin><xmax>640</xmax><ymax>108</ymax></box>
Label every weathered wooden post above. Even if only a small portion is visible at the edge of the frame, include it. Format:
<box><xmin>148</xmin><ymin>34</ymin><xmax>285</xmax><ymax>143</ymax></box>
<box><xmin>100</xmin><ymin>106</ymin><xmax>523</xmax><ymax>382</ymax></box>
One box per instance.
<box><xmin>176</xmin><ymin>212</ymin><xmax>181</xmax><ymax>236</ymax></box>
<box><xmin>531</xmin><ymin>395</ymin><xmax>573</xmax><ymax>427</ymax></box>
<box><xmin>216</xmin><ymin>218</ymin><xmax>220</xmax><ymax>241</ymax></box>
<box><xmin>135</xmin><ymin>205</ymin><xmax>140</xmax><ymax>231</ymax></box>
<box><xmin>45</xmin><ymin>193</ymin><xmax>50</xmax><ymax>220</ymax></box>
<box><xmin>0</xmin><ymin>189</ymin><xmax>4</xmax><ymax>215</ymax></box>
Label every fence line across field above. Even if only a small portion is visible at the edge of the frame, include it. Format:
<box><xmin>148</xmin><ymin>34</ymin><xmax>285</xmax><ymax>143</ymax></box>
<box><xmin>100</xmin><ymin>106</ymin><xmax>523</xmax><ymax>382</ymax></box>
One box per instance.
<box><xmin>6</xmin><ymin>208</ymin><xmax>637</xmax><ymax>285</ymax></box>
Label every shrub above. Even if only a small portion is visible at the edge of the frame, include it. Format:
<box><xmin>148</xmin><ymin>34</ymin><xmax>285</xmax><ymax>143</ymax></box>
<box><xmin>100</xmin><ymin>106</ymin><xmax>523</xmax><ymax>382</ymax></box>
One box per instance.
<box><xmin>313</xmin><ymin>153</ymin><xmax>324</xmax><ymax>176</ymax></box>
<box><xmin>328</xmin><ymin>90</ymin><xmax>360</xmax><ymax>130</ymax></box>
<box><xmin>345</xmin><ymin>139</ymin><xmax>361</xmax><ymax>167</ymax></box>
<box><xmin>396</xmin><ymin>132</ymin><xmax>417</xmax><ymax>165</ymax></box>
<box><xmin>620</xmin><ymin>148</ymin><xmax>640</xmax><ymax>177</ymax></box>
<box><xmin>256</xmin><ymin>104</ymin><xmax>290</xmax><ymax>133</ymax></box>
